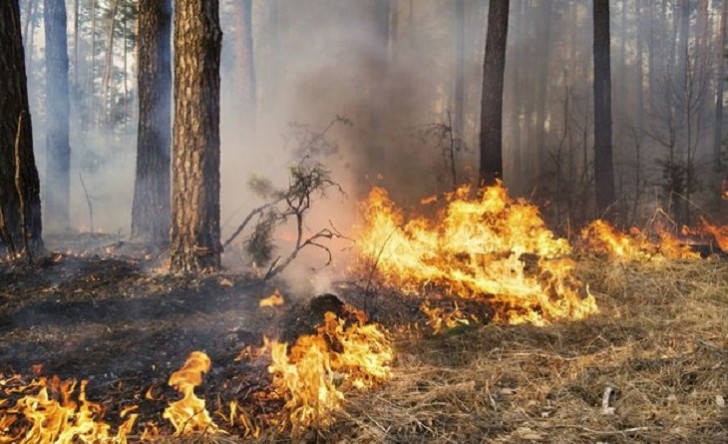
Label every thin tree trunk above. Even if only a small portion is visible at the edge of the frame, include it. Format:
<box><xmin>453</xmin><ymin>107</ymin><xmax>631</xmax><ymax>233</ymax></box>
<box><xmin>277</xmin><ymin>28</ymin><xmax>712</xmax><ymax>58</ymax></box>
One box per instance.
<box><xmin>23</xmin><ymin>0</ymin><xmax>33</xmax><ymax>44</ymax></box>
<box><xmin>535</xmin><ymin>0</ymin><xmax>552</xmax><ymax>170</ymax></box>
<box><xmin>479</xmin><ymin>0</ymin><xmax>509</xmax><ymax>185</ymax></box>
<box><xmin>73</xmin><ymin>0</ymin><xmax>79</xmax><ymax>89</ymax></box>
<box><xmin>593</xmin><ymin>0</ymin><xmax>616</xmax><ymax>215</ymax></box>
<box><xmin>0</xmin><ymin>0</ymin><xmax>43</xmax><ymax>255</ymax></box>
<box><xmin>635</xmin><ymin>0</ymin><xmax>645</xmax><ymax>133</ymax></box>
<box><xmin>454</xmin><ymin>0</ymin><xmax>465</xmax><ymax>139</ymax></box>
<box><xmin>170</xmin><ymin>0</ymin><xmax>222</xmax><ymax>273</ymax></box>
<box><xmin>715</xmin><ymin>0</ymin><xmax>728</xmax><ymax>169</ymax></box>
<box><xmin>132</xmin><ymin>0</ymin><xmax>172</xmax><ymax>244</ymax></box>
<box><xmin>234</xmin><ymin>0</ymin><xmax>256</xmax><ymax>132</ymax></box>
<box><xmin>99</xmin><ymin>0</ymin><xmax>119</xmax><ymax>125</ymax></box>
<box><xmin>88</xmin><ymin>0</ymin><xmax>97</xmax><ymax>122</ymax></box>
<box><xmin>44</xmin><ymin>0</ymin><xmax>71</xmax><ymax>231</ymax></box>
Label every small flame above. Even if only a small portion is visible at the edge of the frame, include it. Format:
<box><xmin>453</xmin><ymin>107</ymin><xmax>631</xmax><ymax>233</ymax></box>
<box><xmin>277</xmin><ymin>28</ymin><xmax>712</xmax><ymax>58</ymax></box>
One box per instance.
<box><xmin>581</xmin><ymin>219</ymin><xmax>698</xmax><ymax>261</ymax></box>
<box><xmin>355</xmin><ymin>183</ymin><xmax>597</xmax><ymax>326</ymax></box>
<box><xmin>268</xmin><ymin>311</ymin><xmax>393</xmax><ymax>433</ymax></box>
<box><xmin>162</xmin><ymin>351</ymin><xmax>221</xmax><ymax>436</ymax></box>
<box><xmin>259</xmin><ymin>289</ymin><xmax>285</xmax><ymax>308</ymax></box>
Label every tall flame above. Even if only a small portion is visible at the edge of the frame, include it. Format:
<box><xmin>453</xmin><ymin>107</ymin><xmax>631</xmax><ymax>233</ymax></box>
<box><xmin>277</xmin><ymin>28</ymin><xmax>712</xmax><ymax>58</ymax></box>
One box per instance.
<box><xmin>268</xmin><ymin>311</ymin><xmax>393</xmax><ymax>433</ymax></box>
<box><xmin>163</xmin><ymin>351</ymin><xmax>220</xmax><ymax>435</ymax></box>
<box><xmin>355</xmin><ymin>183</ymin><xmax>597</xmax><ymax>325</ymax></box>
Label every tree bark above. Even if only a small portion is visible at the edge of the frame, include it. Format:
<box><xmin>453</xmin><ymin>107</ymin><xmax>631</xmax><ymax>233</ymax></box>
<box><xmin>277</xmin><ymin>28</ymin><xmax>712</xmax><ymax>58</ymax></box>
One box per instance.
<box><xmin>170</xmin><ymin>0</ymin><xmax>222</xmax><ymax>273</ymax></box>
<box><xmin>479</xmin><ymin>0</ymin><xmax>509</xmax><ymax>185</ymax></box>
<box><xmin>44</xmin><ymin>0</ymin><xmax>71</xmax><ymax>231</ymax></box>
<box><xmin>234</xmin><ymin>0</ymin><xmax>256</xmax><ymax>132</ymax></box>
<box><xmin>132</xmin><ymin>0</ymin><xmax>172</xmax><ymax>244</ymax></box>
<box><xmin>99</xmin><ymin>0</ymin><xmax>118</xmax><ymax>125</ymax></box>
<box><xmin>0</xmin><ymin>0</ymin><xmax>43</xmax><ymax>255</ymax></box>
<box><xmin>593</xmin><ymin>0</ymin><xmax>616</xmax><ymax>215</ymax></box>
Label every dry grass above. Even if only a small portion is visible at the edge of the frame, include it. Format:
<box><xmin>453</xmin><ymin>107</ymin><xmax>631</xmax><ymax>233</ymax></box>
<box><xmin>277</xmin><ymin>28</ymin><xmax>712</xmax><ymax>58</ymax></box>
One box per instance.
<box><xmin>319</xmin><ymin>258</ymin><xmax>728</xmax><ymax>443</ymax></box>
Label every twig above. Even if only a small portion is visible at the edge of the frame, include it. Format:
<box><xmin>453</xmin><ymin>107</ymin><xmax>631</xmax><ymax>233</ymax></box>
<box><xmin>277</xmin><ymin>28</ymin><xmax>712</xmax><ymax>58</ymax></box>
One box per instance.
<box><xmin>222</xmin><ymin>199</ymin><xmax>281</xmax><ymax>250</ymax></box>
<box><xmin>79</xmin><ymin>172</ymin><xmax>94</xmax><ymax>233</ymax></box>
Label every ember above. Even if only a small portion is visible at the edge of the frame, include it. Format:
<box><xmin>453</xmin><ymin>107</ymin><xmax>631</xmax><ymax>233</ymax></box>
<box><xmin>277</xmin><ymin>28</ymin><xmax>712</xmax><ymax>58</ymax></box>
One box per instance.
<box><xmin>259</xmin><ymin>289</ymin><xmax>285</xmax><ymax>308</ymax></box>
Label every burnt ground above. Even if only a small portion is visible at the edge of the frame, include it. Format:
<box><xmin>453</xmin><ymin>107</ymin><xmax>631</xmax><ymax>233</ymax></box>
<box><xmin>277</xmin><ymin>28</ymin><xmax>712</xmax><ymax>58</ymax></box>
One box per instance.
<box><xmin>3</xmin><ymin>233</ymin><xmax>728</xmax><ymax>443</ymax></box>
<box><xmin>0</xmin><ymin>234</ymin><xmax>330</xmax><ymax>439</ymax></box>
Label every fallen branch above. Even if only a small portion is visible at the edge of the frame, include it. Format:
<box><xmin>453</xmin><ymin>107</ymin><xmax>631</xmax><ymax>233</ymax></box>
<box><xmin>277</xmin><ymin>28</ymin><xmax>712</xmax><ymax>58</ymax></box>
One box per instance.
<box><xmin>79</xmin><ymin>172</ymin><xmax>94</xmax><ymax>233</ymax></box>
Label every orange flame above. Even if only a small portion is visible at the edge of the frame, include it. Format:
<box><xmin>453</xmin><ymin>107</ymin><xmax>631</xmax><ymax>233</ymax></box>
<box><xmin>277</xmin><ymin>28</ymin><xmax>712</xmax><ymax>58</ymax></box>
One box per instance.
<box><xmin>163</xmin><ymin>351</ymin><xmax>221</xmax><ymax>436</ymax></box>
<box><xmin>0</xmin><ymin>375</ymin><xmax>136</xmax><ymax>443</ymax></box>
<box><xmin>268</xmin><ymin>311</ymin><xmax>393</xmax><ymax>433</ymax></box>
<box><xmin>581</xmin><ymin>219</ymin><xmax>698</xmax><ymax>261</ymax></box>
<box><xmin>355</xmin><ymin>183</ymin><xmax>597</xmax><ymax>325</ymax></box>
<box><xmin>259</xmin><ymin>289</ymin><xmax>285</xmax><ymax>308</ymax></box>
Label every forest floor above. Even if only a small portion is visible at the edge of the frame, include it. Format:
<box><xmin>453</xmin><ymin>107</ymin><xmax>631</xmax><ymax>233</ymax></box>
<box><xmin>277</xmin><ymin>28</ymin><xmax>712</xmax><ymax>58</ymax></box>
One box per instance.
<box><xmin>1</xmin><ymin>234</ymin><xmax>728</xmax><ymax>442</ymax></box>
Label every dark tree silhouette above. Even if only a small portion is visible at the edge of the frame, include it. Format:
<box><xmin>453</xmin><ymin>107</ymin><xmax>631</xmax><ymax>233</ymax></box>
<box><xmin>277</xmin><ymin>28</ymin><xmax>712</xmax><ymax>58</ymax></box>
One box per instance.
<box><xmin>0</xmin><ymin>0</ymin><xmax>43</xmax><ymax>257</ymax></box>
<box><xmin>169</xmin><ymin>0</ymin><xmax>223</xmax><ymax>273</ymax></box>
<box><xmin>593</xmin><ymin>0</ymin><xmax>615</xmax><ymax>215</ymax></box>
<box><xmin>479</xmin><ymin>0</ymin><xmax>509</xmax><ymax>185</ymax></box>
<box><xmin>131</xmin><ymin>0</ymin><xmax>172</xmax><ymax>244</ymax></box>
<box><xmin>44</xmin><ymin>0</ymin><xmax>71</xmax><ymax>230</ymax></box>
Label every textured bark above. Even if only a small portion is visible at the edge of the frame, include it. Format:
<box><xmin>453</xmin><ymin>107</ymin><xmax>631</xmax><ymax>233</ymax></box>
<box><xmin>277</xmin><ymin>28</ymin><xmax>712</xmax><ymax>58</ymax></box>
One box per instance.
<box><xmin>0</xmin><ymin>0</ymin><xmax>43</xmax><ymax>254</ymax></box>
<box><xmin>44</xmin><ymin>0</ymin><xmax>71</xmax><ymax>230</ymax></box>
<box><xmin>234</xmin><ymin>0</ymin><xmax>256</xmax><ymax>131</ymax></box>
<box><xmin>170</xmin><ymin>0</ymin><xmax>222</xmax><ymax>273</ymax></box>
<box><xmin>593</xmin><ymin>0</ymin><xmax>616</xmax><ymax>215</ymax></box>
<box><xmin>479</xmin><ymin>0</ymin><xmax>509</xmax><ymax>185</ymax></box>
<box><xmin>132</xmin><ymin>0</ymin><xmax>172</xmax><ymax>244</ymax></box>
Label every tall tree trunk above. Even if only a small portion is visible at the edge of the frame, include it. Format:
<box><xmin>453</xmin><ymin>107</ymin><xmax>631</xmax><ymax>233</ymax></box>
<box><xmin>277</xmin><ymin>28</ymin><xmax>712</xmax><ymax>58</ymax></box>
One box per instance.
<box><xmin>23</xmin><ymin>0</ymin><xmax>33</xmax><ymax>44</ymax></box>
<box><xmin>234</xmin><ymin>0</ymin><xmax>256</xmax><ymax>132</ymax></box>
<box><xmin>0</xmin><ymin>0</ymin><xmax>43</xmax><ymax>256</ymax></box>
<box><xmin>535</xmin><ymin>0</ymin><xmax>552</xmax><ymax>170</ymax></box>
<box><xmin>73</xmin><ymin>0</ymin><xmax>79</xmax><ymax>89</ymax></box>
<box><xmin>479</xmin><ymin>0</ymin><xmax>509</xmax><ymax>185</ymax></box>
<box><xmin>44</xmin><ymin>0</ymin><xmax>71</xmax><ymax>231</ymax></box>
<box><xmin>99</xmin><ymin>0</ymin><xmax>118</xmax><ymax>125</ymax></box>
<box><xmin>635</xmin><ymin>0</ymin><xmax>645</xmax><ymax>133</ymax></box>
<box><xmin>132</xmin><ymin>0</ymin><xmax>172</xmax><ymax>244</ymax></box>
<box><xmin>593</xmin><ymin>0</ymin><xmax>616</xmax><ymax>215</ymax></box>
<box><xmin>88</xmin><ymin>0</ymin><xmax>97</xmax><ymax>125</ymax></box>
<box><xmin>170</xmin><ymin>0</ymin><xmax>222</xmax><ymax>273</ymax></box>
<box><xmin>715</xmin><ymin>0</ymin><xmax>728</xmax><ymax>169</ymax></box>
<box><xmin>453</xmin><ymin>0</ymin><xmax>465</xmax><ymax>138</ymax></box>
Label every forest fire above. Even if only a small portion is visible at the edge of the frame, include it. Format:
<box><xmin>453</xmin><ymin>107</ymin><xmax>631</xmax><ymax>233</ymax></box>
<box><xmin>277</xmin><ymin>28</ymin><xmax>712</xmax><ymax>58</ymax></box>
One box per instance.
<box><xmin>355</xmin><ymin>182</ymin><xmax>597</xmax><ymax>326</ymax></box>
<box><xmin>268</xmin><ymin>311</ymin><xmax>393</xmax><ymax>433</ymax></box>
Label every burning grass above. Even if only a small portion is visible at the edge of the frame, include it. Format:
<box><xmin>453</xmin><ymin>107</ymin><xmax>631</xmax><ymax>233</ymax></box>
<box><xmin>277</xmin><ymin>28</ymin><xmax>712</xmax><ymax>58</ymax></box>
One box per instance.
<box><xmin>323</xmin><ymin>258</ymin><xmax>728</xmax><ymax>443</ymax></box>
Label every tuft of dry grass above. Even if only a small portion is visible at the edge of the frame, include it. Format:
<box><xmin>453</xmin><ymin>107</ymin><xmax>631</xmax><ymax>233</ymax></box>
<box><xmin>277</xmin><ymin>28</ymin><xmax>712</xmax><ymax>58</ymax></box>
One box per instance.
<box><xmin>320</xmin><ymin>258</ymin><xmax>728</xmax><ymax>443</ymax></box>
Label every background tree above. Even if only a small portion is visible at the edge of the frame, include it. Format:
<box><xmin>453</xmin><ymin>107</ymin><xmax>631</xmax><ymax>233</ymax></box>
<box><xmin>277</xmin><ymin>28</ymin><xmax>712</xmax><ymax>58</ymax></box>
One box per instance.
<box><xmin>0</xmin><ymin>0</ymin><xmax>43</xmax><ymax>257</ymax></box>
<box><xmin>169</xmin><ymin>0</ymin><xmax>223</xmax><ymax>273</ymax></box>
<box><xmin>479</xmin><ymin>0</ymin><xmax>509</xmax><ymax>185</ymax></box>
<box><xmin>131</xmin><ymin>0</ymin><xmax>171</xmax><ymax>244</ymax></box>
<box><xmin>593</xmin><ymin>0</ymin><xmax>615</xmax><ymax>215</ymax></box>
<box><xmin>234</xmin><ymin>0</ymin><xmax>256</xmax><ymax>132</ymax></box>
<box><xmin>44</xmin><ymin>0</ymin><xmax>71</xmax><ymax>231</ymax></box>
